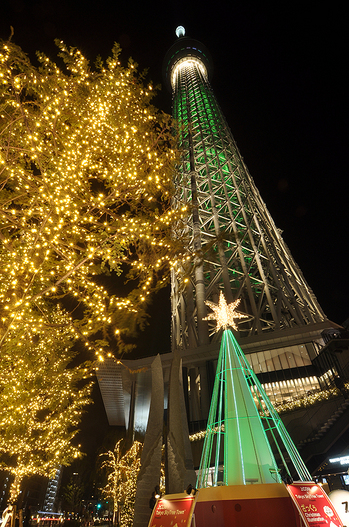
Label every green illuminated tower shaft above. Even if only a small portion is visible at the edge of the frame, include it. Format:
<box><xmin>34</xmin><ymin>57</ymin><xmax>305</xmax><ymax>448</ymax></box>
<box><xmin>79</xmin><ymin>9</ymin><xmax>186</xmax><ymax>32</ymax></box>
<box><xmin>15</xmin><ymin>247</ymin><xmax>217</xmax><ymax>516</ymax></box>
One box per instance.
<box><xmin>164</xmin><ymin>31</ymin><xmax>326</xmax><ymax>350</ymax></box>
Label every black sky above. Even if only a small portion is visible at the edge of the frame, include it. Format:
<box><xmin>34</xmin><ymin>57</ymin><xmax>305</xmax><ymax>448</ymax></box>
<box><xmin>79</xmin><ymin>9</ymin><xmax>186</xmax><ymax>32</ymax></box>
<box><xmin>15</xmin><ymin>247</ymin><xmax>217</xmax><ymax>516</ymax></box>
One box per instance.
<box><xmin>1</xmin><ymin>0</ymin><xmax>348</xmax><ymax>341</ymax></box>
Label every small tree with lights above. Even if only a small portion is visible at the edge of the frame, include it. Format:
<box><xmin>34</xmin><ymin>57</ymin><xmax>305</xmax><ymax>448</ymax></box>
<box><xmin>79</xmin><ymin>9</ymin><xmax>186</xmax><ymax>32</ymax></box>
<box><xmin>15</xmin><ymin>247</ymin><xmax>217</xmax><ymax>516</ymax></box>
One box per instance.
<box><xmin>100</xmin><ymin>439</ymin><xmax>142</xmax><ymax>527</ymax></box>
<box><xmin>0</xmin><ymin>37</ymin><xmax>179</xmax><ymax>507</ymax></box>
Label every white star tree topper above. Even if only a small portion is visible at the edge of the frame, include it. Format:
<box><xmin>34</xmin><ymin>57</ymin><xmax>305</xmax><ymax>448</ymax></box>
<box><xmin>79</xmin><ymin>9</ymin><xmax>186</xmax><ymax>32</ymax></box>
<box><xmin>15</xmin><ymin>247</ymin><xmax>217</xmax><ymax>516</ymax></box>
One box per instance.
<box><xmin>204</xmin><ymin>291</ymin><xmax>248</xmax><ymax>332</ymax></box>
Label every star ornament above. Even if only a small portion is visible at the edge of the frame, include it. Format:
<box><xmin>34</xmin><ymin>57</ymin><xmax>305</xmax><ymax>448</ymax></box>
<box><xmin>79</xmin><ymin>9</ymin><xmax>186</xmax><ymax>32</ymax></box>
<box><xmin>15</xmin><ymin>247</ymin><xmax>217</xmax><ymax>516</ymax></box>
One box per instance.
<box><xmin>204</xmin><ymin>291</ymin><xmax>248</xmax><ymax>332</ymax></box>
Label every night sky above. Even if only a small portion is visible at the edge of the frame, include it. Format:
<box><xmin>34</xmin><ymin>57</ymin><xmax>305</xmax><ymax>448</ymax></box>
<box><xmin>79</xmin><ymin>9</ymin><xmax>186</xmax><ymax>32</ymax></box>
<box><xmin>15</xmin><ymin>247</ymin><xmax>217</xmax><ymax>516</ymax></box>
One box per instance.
<box><xmin>1</xmin><ymin>1</ymin><xmax>348</xmax><ymax>349</ymax></box>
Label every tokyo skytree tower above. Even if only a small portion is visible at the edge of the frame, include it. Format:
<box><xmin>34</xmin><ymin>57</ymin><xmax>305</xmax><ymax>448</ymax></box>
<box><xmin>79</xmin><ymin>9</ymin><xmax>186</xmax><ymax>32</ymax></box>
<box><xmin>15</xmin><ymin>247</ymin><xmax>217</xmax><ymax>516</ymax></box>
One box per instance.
<box><xmin>164</xmin><ymin>27</ymin><xmax>326</xmax><ymax>351</ymax></box>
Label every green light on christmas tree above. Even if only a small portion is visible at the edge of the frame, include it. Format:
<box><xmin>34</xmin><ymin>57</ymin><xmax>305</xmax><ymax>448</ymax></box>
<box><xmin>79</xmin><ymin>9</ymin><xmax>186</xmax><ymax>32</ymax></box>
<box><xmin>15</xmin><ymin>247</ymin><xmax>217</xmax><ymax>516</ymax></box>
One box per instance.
<box><xmin>197</xmin><ymin>294</ymin><xmax>311</xmax><ymax>488</ymax></box>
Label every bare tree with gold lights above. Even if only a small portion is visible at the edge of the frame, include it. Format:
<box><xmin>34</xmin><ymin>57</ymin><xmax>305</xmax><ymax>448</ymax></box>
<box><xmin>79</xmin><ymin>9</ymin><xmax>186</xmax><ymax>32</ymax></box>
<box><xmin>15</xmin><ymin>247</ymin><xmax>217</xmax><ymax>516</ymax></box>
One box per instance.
<box><xmin>0</xmin><ymin>37</ymin><xmax>178</xmax><ymax>506</ymax></box>
<box><xmin>100</xmin><ymin>439</ymin><xmax>142</xmax><ymax>527</ymax></box>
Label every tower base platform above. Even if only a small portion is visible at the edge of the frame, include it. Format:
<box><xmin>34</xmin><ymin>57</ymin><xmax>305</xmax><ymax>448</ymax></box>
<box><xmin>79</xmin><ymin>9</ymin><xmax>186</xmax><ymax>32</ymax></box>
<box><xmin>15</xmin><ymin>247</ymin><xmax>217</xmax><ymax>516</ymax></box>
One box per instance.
<box><xmin>193</xmin><ymin>484</ymin><xmax>302</xmax><ymax>526</ymax></box>
<box><xmin>148</xmin><ymin>484</ymin><xmax>303</xmax><ymax>527</ymax></box>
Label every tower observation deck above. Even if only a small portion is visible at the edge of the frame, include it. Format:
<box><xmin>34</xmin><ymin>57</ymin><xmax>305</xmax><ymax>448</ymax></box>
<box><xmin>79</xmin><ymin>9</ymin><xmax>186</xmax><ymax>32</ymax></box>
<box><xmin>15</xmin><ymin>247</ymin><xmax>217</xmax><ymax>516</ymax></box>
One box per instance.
<box><xmin>165</xmin><ymin>28</ymin><xmax>328</xmax><ymax>352</ymax></box>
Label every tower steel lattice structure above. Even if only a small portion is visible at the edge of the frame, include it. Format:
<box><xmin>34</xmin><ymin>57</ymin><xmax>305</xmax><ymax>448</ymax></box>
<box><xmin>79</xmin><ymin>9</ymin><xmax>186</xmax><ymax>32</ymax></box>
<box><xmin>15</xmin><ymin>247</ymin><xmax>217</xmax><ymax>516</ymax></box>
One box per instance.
<box><xmin>96</xmin><ymin>30</ymin><xmax>349</xmax><ymax>488</ymax></box>
<box><xmin>164</xmin><ymin>30</ymin><xmax>327</xmax><ymax>352</ymax></box>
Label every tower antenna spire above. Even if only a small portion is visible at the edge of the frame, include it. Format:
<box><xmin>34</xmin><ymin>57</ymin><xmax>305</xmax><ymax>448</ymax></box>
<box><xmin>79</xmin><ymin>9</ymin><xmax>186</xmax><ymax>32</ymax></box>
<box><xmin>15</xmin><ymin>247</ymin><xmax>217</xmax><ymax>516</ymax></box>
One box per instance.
<box><xmin>175</xmin><ymin>25</ymin><xmax>185</xmax><ymax>38</ymax></box>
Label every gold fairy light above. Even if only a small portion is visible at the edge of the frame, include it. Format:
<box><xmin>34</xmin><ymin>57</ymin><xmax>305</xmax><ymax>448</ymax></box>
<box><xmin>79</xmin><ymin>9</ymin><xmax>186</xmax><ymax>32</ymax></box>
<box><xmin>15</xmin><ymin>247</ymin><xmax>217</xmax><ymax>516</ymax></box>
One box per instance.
<box><xmin>204</xmin><ymin>291</ymin><xmax>248</xmax><ymax>331</ymax></box>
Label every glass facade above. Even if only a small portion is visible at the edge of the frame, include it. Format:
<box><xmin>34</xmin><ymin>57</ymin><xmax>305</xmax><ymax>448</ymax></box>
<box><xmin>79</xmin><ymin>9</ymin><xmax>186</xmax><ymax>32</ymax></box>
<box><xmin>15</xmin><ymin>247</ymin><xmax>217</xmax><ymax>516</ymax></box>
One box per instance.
<box><xmin>259</xmin><ymin>377</ymin><xmax>320</xmax><ymax>405</ymax></box>
<box><xmin>248</xmin><ymin>344</ymin><xmax>312</xmax><ymax>372</ymax></box>
<box><xmin>188</xmin><ymin>356</ymin><xmax>320</xmax><ymax>412</ymax></box>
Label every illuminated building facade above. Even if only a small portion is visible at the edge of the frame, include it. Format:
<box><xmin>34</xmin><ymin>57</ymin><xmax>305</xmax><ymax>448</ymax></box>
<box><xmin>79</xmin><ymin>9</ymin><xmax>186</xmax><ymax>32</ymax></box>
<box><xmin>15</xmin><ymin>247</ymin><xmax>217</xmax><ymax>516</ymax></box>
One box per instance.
<box><xmin>42</xmin><ymin>467</ymin><xmax>62</xmax><ymax>512</ymax></box>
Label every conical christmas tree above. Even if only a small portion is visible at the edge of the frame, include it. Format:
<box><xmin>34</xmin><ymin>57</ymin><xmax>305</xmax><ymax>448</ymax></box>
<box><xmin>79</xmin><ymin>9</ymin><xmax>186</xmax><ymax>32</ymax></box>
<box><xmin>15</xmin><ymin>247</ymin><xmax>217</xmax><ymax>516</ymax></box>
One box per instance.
<box><xmin>197</xmin><ymin>292</ymin><xmax>311</xmax><ymax>488</ymax></box>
